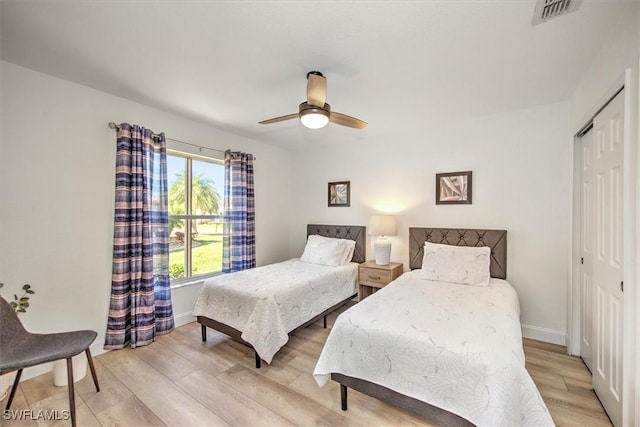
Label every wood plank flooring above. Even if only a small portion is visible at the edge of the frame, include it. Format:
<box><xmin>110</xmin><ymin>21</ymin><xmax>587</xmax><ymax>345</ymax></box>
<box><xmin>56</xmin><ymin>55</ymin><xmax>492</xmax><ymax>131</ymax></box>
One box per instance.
<box><xmin>2</xmin><ymin>304</ymin><xmax>611</xmax><ymax>426</ymax></box>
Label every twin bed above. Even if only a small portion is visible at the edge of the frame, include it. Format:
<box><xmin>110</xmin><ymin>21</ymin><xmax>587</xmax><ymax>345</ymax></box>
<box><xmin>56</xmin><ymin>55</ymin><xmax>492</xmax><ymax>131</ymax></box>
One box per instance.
<box><xmin>314</xmin><ymin>228</ymin><xmax>553</xmax><ymax>426</ymax></box>
<box><xmin>192</xmin><ymin>225</ymin><xmax>552</xmax><ymax>426</ymax></box>
<box><xmin>193</xmin><ymin>224</ymin><xmax>365</xmax><ymax>367</ymax></box>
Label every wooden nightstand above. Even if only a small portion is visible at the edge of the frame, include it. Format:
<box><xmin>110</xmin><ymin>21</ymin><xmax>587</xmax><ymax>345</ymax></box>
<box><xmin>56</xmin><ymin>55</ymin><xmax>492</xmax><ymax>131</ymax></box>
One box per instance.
<box><xmin>358</xmin><ymin>260</ymin><xmax>403</xmax><ymax>301</ymax></box>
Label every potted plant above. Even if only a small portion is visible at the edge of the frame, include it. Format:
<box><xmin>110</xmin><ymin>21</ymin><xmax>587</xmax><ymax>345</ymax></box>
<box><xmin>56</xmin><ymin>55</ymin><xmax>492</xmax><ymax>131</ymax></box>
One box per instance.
<box><xmin>0</xmin><ymin>283</ymin><xmax>35</xmax><ymax>400</ymax></box>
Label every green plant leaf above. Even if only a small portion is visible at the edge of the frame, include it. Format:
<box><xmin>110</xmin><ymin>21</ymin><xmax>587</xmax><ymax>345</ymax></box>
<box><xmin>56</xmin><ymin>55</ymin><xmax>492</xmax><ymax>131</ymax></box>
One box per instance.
<box><xmin>1</xmin><ymin>283</ymin><xmax>36</xmax><ymax>313</ymax></box>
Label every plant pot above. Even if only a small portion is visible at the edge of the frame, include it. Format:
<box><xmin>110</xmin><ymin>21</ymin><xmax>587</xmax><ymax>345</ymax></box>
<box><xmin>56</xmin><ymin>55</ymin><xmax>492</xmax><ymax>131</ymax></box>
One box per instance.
<box><xmin>0</xmin><ymin>371</ymin><xmax>17</xmax><ymax>401</ymax></box>
<box><xmin>53</xmin><ymin>353</ymin><xmax>87</xmax><ymax>387</ymax></box>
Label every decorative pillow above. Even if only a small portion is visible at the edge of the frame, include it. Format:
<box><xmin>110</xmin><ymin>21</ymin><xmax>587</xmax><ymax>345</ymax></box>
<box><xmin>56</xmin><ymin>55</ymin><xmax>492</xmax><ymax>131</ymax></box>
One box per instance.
<box><xmin>300</xmin><ymin>235</ymin><xmax>355</xmax><ymax>266</ymax></box>
<box><xmin>420</xmin><ymin>242</ymin><xmax>491</xmax><ymax>286</ymax></box>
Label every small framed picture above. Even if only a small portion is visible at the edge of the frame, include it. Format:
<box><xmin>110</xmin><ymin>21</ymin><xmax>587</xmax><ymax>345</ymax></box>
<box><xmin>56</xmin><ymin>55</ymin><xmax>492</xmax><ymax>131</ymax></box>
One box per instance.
<box><xmin>436</xmin><ymin>171</ymin><xmax>472</xmax><ymax>205</ymax></box>
<box><xmin>328</xmin><ymin>181</ymin><xmax>350</xmax><ymax>207</ymax></box>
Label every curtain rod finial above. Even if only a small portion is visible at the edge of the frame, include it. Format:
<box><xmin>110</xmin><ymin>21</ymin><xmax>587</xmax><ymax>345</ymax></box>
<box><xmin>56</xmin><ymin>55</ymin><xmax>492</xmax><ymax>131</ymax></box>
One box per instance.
<box><xmin>108</xmin><ymin>122</ymin><xmax>118</xmax><ymax>129</ymax></box>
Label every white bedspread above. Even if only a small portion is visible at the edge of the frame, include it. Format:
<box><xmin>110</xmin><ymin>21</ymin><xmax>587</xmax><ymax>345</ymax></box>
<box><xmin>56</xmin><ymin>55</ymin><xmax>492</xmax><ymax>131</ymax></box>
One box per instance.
<box><xmin>192</xmin><ymin>259</ymin><xmax>357</xmax><ymax>363</ymax></box>
<box><xmin>313</xmin><ymin>270</ymin><xmax>553</xmax><ymax>427</ymax></box>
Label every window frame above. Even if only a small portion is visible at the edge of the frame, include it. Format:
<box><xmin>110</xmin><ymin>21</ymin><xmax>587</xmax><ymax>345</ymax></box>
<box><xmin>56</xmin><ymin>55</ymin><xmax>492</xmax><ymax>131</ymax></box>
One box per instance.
<box><xmin>167</xmin><ymin>149</ymin><xmax>224</xmax><ymax>287</ymax></box>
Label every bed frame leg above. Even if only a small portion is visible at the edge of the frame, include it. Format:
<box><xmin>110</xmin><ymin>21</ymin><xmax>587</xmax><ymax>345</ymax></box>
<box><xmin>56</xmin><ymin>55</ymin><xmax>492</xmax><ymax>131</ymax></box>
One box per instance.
<box><xmin>201</xmin><ymin>324</ymin><xmax>207</xmax><ymax>342</ymax></box>
<box><xmin>254</xmin><ymin>351</ymin><xmax>261</xmax><ymax>369</ymax></box>
<box><xmin>323</xmin><ymin>315</ymin><xmax>327</xmax><ymax>329</ymax></box>
<box><xmin>340</xmin><ymin>384</ymin><xmax>348</xmax><ymax>410</ymax></box>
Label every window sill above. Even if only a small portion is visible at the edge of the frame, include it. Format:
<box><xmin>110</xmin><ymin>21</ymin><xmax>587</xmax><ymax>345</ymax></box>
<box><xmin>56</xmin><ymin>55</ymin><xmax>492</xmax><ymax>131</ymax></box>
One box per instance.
<box><xmin>170</xmin><ymin>271</ymin><xmax>222</xmax><ymax>290</ymax></box>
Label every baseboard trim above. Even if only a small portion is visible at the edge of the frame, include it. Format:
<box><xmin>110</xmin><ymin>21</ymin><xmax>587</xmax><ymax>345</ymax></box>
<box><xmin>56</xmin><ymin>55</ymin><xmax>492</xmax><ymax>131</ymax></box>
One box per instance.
<box><xmin>174</xmin><ymin>311</ymin><xmax>196</xmax><ymax>328</ymax></box>
<box><xmin>522</xmin><ymin>323</ymin><xmax>566</xmax><ymax>346</ymax></box>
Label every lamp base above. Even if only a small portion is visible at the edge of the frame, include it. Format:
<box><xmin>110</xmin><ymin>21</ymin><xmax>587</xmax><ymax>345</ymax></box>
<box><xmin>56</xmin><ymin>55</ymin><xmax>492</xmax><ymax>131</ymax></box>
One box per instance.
<box><xmin>374</xmin><ymin>237</ymin><xmax>392</xmax><ymax>265</ymax></box>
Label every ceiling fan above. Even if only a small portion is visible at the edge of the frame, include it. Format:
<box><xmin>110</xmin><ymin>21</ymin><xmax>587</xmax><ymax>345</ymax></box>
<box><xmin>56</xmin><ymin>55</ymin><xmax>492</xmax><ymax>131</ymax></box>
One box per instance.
<box><xmin>259</xmin><ymin>71</ymin><xmax>367</xmax><ymax>130</ymax></box>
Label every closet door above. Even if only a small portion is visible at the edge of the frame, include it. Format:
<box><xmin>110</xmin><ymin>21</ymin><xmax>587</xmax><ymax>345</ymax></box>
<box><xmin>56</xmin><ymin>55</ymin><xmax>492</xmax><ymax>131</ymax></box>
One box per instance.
<box><xmin>591</xmin><ymin>90</ymin><xmax>624</xmax><ymax>426</ymax></box>
<box><xmin>580</xmin><ymin>128</ymin><xmax>594</xmax><ymax>373</ymax></box>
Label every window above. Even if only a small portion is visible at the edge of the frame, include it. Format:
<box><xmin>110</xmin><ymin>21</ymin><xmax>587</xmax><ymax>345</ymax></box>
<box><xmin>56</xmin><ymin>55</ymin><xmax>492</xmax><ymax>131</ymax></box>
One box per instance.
<box><xmin>167</xmin><ymin>150</ymin><xmax>224</xmax><ymax>283</ymax></box>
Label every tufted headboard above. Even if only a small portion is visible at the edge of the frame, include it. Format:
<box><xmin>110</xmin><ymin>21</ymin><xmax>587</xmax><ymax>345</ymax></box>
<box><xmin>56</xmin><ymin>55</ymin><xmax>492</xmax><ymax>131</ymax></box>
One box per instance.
<box><xmin>409</xmin><ymin>228</ymin><xmax>507</xmax><ymax>279</ymax></box>
<box><xmin>307</xmin><ymin>224</ymin><xmax>367</xmax><ymax>264</ymax></box>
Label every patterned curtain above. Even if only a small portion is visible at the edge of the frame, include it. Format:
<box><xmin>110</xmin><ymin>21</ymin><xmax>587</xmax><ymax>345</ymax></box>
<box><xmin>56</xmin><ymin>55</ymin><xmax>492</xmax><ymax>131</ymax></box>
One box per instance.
<box><xmin>105</xmin><ymin>123</ymin><xmax>174</xmax><ymax>349</ymax></box>
<box><xmin>222</xmin><ymin>151</ymin><xmax>256</xmax><ymax>273</ymax></box>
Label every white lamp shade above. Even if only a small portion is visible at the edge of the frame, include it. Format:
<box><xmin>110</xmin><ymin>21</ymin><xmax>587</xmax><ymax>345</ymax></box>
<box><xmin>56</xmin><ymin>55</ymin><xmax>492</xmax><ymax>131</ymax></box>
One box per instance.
<box><xmin>368</xmin><ymin>215</ymin><xmax>397</xmax><ymax>237</ymax></box>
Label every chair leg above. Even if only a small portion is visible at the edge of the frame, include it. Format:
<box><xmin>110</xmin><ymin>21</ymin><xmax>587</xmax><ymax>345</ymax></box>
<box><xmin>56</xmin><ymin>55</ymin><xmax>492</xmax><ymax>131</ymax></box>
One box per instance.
<box><xmin>4</xmin><ymin>368</ymin><xmax>23</xmax><ymax>411</ymax></box>
<box><xmin>66</xmin><ymin>357</ymin><xmax>76</xmax><ymax>427</ymax></box>
<box><xmin>85</xmin><ymin>348</ymin><xmax>100</xmax><ymax>392</ymax></box>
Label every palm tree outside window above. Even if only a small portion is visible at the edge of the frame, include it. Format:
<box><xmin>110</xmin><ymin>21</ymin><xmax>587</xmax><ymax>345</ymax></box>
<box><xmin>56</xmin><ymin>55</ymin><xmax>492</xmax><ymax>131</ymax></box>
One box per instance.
<box><xmin>167</xmin><ymin>151</ymin><xmax>224</xmax><ymax>281</ymax></box>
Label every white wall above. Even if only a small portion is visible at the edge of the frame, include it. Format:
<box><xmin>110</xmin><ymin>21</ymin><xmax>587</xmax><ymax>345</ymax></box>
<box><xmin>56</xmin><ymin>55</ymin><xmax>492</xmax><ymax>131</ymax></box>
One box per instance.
<box><xmin>570</xmin><ymin>1</ymin><xmax>640</xmax><ymax>131</ymax></box>
<box><xmin>289</xmin><ymin>101</ymin><xmax>572</xmax><ymax>345</ymax></box>
<box><xmin>568</xmin><ymin>3</ymin><xmax>640</xmax><ymax>425</ymax></box>
<box><xmin>0</xmin><ymin>61</ymin><xmax>292</xmax><ymax>378</ymax></box>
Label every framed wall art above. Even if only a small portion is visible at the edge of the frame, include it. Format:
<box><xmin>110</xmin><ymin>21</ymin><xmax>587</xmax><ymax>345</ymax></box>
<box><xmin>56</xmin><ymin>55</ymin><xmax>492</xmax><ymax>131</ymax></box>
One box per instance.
<box><xmin>328</xmin><ymin>181</ymin><xmax>350</xmax><ymax>207</ymax></box>
<box><xmin>436</xmin><ymin>171</ymin><xmax>472</xmax><ymax>205</ymax></box>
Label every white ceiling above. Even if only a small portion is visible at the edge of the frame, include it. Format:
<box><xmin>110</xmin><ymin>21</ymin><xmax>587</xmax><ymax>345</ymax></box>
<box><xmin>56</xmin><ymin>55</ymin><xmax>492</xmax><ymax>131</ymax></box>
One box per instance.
<box><xmin>0</xmin><ymin>1</ymin><xmax>634</xmax><ymax>151</ymax></box>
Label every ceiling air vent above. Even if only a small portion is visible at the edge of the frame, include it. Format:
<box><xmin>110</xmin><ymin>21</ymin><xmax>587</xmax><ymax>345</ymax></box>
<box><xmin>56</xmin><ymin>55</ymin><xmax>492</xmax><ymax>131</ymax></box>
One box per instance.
<box><xmin>532</xmin><ymin>0</ymin><xmax>582</xmax><ymax>25</ymax></box>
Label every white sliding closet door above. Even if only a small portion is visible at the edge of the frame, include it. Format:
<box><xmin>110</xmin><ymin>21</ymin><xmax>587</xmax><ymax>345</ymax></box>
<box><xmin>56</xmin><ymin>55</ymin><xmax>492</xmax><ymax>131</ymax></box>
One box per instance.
<box><xmin>591</xmin><ymin>90</ymin><xmax>625</xmax><ymax>426</ymax></box>
<box><xmin>580</xmin><ymin>128</ymin><xmax>595</xmax><ymax>373</ymax></box>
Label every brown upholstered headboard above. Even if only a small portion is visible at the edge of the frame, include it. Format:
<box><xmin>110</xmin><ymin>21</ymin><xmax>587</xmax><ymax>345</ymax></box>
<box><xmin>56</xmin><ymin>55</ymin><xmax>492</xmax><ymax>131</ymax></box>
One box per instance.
<box><xmin>409</xmin><ymin>228</ymin><xmax>507</xmax><ymax>279</ymax></box>
<box><xmin>307</xmin><ymin>224</ymin><xmax>366</xmax><ymax>264</ymax></box>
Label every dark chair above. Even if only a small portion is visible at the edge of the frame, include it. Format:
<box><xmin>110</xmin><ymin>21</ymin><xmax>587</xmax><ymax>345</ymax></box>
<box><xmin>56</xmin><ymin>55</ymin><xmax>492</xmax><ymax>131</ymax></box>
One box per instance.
<box><xmin>0</xmin><ymin>297</ymin><xmax>100</xmax><ymax>426</ymax></box>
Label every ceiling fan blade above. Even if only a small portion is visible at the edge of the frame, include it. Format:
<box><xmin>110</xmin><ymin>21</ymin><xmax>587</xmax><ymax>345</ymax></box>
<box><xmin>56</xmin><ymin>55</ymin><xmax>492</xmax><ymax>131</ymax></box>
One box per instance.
<box><xmin>330</xmin><ymin>112</ymin><xmax>368</xmax><ymax>129</ymax></box>
<box><xmin>306</xmin><ymin>72</ymin><xmax>327</xmax><ymax>107</ymax></box>
<box><xmin>258</xmin><ymin>113</ymin><xmax>298</xmax><ymax>125</ymax></box>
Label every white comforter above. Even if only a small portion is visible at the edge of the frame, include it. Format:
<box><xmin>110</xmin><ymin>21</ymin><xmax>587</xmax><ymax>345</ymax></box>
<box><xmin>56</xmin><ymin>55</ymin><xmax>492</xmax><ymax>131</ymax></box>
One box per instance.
<box><xmin>192</xmin><ymin>259</ymin><xmax>357</xmax><ymax>363</ymax></box>
<box><xmin>313</xmin><ymin>270</ymin><xmax>553</xmax><ymax>427</ymax></box>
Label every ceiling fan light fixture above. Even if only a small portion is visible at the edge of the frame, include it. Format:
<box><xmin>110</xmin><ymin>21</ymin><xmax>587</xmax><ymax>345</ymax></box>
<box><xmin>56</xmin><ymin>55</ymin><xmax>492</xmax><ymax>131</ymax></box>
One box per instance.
<box><xmin>260</xmin><ymin>75</ymin><xmax>366</xmax><ymax>130</ymax></box>
<box><xmin>299</xmin><ymin>106</ymin><xmax>330</xmax><ymax>129</ymax></box>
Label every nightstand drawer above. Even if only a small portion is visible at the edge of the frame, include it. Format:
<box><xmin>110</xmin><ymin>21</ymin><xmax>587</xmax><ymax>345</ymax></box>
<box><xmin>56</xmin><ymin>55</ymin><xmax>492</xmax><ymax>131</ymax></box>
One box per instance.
<box><xmin>359</xmin><ymin>267</ymin><xmax>394</xmax><ymax>287</ymax></box>
<box><xmin>357</xmin><ymin>261</ymin><xmax>403</xmax><ymax>301</ymax></box>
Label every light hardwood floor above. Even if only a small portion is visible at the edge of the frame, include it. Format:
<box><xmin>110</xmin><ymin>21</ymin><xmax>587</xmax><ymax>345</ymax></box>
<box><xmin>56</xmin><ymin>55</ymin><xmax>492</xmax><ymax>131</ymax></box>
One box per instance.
<box><xmin>3</xmin><ymin>303</ymin><xmax>611</xmax><ymax>427</ymax></box>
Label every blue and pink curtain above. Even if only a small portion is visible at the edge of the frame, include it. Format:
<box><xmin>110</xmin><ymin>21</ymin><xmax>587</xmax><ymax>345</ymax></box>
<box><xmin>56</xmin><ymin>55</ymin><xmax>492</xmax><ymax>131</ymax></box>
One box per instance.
<box><xmin>222</xmin><ymin>151</ymin><xmax>255</xmax><ymax>273</ymax></box>
<box><xmin>105</xmin><ymin>123</ymin><xmax>174</xmax><ymax>349</ymax></box>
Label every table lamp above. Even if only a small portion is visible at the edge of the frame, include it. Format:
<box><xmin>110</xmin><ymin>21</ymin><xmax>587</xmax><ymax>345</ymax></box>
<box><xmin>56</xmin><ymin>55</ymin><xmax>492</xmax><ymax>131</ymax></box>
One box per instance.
<box><xmin>368</xmin><ymin>215</ymin><xmax>397</xmax><ymax>265</ymax></box>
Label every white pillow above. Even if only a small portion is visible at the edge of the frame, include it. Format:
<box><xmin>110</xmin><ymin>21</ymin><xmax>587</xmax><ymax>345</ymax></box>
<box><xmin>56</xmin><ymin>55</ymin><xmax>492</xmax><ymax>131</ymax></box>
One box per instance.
<box><xmin>300</xmin><ymin>235</ymin><xmax>355</xmax><ymax>266</ymax></box>
<box><xmin>340</xmin><ymin>239</ymin><xmax>356</xmax><ymax>264</ymax></box>
<box><xmin>420</xmin><ymin>242</ymin><xmax>491</xmax><ymax>286</ymax></box>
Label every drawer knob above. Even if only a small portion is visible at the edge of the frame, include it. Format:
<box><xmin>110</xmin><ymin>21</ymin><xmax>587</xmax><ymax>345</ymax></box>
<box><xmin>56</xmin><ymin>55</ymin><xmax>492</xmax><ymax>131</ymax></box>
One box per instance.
<box><xmin>368</xmin><ymin>275</ymin><xmax>381</xmax><ymax>280</ymax></box>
